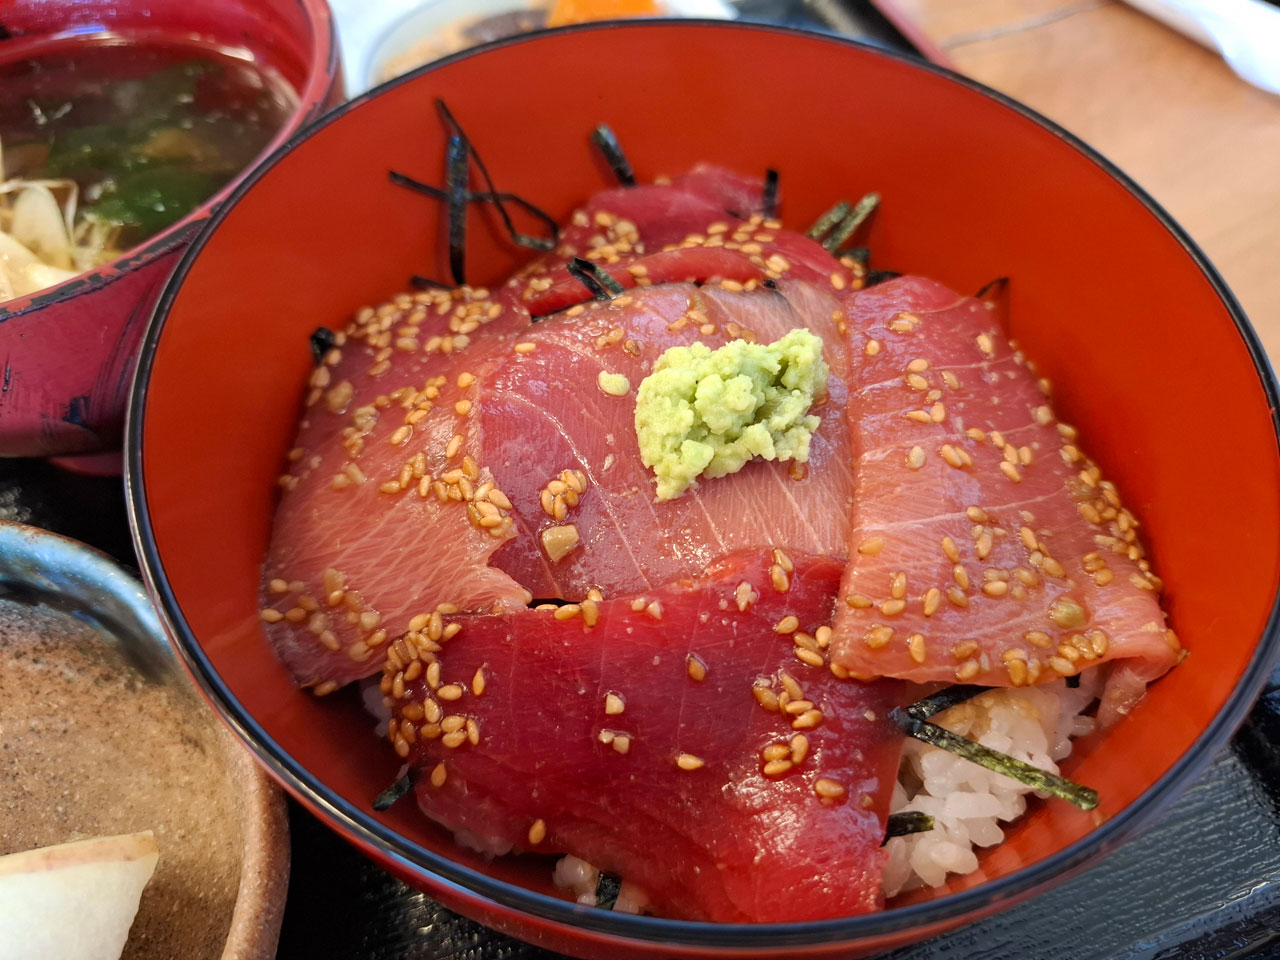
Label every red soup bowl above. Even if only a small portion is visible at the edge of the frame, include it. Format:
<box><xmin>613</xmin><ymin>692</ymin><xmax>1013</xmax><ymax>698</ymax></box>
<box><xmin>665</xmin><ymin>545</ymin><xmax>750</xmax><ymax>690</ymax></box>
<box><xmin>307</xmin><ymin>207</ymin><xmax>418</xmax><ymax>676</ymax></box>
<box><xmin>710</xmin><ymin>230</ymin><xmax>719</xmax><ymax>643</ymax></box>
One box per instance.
<box><xmin>125</xmin><ymin>20</ymin><xmax>1280</xmax><ymax>960</ymax></box>
<box><xmin>0</xmin><ymin>0</ymin><xmax>339</xmax><ymax>458</ymax></box>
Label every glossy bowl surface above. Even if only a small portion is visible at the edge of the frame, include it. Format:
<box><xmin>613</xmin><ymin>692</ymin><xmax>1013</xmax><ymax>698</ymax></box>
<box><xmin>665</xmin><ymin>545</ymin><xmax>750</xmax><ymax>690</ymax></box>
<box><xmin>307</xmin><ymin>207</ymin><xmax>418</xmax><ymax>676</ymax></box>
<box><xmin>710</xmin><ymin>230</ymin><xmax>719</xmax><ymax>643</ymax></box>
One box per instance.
<box><xmin>0</xmin><ymin>0</ymin><xmax>340</xmax><ymax>457</ymax></box>
<box><xmin>127</xmin><ymin>20</ymin><xmax>1280</xmax><ymax>960</ymax></box>
<box><xmin>0</xmin><ymin>520</ymin><xmax>290</xmax><ymax>959</ymax></box>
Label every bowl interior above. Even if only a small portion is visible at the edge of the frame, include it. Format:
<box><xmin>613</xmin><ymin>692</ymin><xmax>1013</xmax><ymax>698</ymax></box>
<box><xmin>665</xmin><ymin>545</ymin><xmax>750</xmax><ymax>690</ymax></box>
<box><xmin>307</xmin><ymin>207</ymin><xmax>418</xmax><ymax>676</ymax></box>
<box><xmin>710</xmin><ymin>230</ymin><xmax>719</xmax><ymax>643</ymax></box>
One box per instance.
<box><xmin>131</xmin><ymin>21</ymin><xmax>1280</xmax><ymax>946</ymax></box>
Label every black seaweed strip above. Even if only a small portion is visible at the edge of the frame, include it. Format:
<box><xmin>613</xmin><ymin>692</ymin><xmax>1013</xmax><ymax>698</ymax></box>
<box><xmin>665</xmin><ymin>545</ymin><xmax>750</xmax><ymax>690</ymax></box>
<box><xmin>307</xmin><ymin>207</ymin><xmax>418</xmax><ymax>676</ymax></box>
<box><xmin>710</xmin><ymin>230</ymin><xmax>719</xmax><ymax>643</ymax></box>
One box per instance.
<box><xmin>807</xmin><ymin>201</ymin><xmax>851</xmax><ymax>240</ymax></box>
<box><xmin>372</xmin><ymin>772</ymin><xmax>415</xmax><ymax>811</ymax></box>
<box><xmin>567</xmin><ymin>257</ymin><xmax>626</xmax><ymax>300</ymax></box>
<box><xmin>411</xmin><ymin>275</ymin><xmax>450</xmax><ymax>291</ymax></box>
<box><xmin>884</xmin><ymin>811</ymin><xmax>935</xmax><ymax>843</ymax></box>
<box><xmin>436</xmin><ymin>99</ymin><xmax>557</xmax><ymax>252</ymax></box>
<box><xmin>976</xmin><ymin>276</ymin><xmax>1010</xmax><ymax>300</ymax></box>
<box><xmin>309</xmin><ymin>326</ymin><xmax>336</xmax><ymax>365</ymax></box>
<box><xmin>762</xmin><ymin>169</ymin><xmax>779</xmax><ymax>219</ymax></box>
<box><xmin>866</xmin><ymin>269</ymin><xmax>903</xmax><ymax>287</ymax></box>
<box><xmin>904</xmin><ymin>684</ymin><xmax>986</xmax><ymax>722</ymax></box>
<box><xmin>594</xmin><ymin>873</ymin><xmax>623</xmax><ymax>910</ymax></box>
<box><xmin>825</xmin><ymin>192</ymin><xmax>880</xmax><ymax>253</ymax></box>
<box><xmin>590</xmin><ymin>125</ymin><xmax>636</xmax><ymax>186</ymax></box>
<box><xmin>445</xmin><ymin>134</ymin><xmax>469</xmax><ymax>285</ymax></box>
<box><xmin>890</xmin><ymin>709</ymin><xmax>1099</xmax><ymax>810</ymax></box>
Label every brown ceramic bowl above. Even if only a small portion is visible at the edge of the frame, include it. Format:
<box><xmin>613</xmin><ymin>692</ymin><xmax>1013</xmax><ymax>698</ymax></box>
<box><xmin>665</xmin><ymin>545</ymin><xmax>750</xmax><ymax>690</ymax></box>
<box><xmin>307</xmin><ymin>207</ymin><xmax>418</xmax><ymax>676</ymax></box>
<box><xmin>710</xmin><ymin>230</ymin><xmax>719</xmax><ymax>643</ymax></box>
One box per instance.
<box><xmin>0</xmin><ymin>521</ymin><xmax>289</xmax><ymax>959</ymax></box>
<box><xmin>0</xmin><ymin>0</ymin><xmax>339</xmax><ymax>458</ymax></box>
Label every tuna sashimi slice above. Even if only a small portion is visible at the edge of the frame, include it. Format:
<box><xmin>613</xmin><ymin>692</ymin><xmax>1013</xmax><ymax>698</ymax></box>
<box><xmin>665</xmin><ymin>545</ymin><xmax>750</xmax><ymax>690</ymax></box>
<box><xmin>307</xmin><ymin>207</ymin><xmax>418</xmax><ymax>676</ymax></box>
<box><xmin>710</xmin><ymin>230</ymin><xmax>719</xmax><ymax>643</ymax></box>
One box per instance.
<box><xmin>506</xmin><ymin>166</ymin><xmax>858</xmax><ymax>317</ymax></box>
<box><xmin>481</xmin><ymin>279</ymin><xmax>852</xmax><ymax>599</ymax></box>
<box><xmin>381</xmin><ymin>550</ymin><xmax>903</xmax><ymax>923</ymax></box>
<box><xmin>261</xmin><ymin>284</ymin><xmax>533</xmax><ymax>691</ymax></box>
<box><xmin>829</xmin><ymin>277</ymin><xmax>1181</xmax><ymax>726</ymax></box>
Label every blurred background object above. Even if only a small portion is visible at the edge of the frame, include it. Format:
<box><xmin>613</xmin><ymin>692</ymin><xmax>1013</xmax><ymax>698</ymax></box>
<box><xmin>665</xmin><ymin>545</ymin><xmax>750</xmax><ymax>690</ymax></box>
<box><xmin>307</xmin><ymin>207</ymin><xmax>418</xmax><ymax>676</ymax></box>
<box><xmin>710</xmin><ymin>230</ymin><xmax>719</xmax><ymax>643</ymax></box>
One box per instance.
<box><xmin>1122</xmin><ymin>0</ymin><xmax>1280</xmax><ymax>94</ymax></box>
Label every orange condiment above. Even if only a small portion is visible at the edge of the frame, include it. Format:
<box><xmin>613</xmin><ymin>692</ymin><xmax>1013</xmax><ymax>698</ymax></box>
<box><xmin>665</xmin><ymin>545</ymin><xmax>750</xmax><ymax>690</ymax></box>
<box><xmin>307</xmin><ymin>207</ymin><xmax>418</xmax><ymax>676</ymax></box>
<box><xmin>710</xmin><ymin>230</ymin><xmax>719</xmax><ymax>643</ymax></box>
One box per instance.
<box><xmin>547</xmin><ymin>0</ymin><xmax>661</xmax><ymax>28</ymax></box>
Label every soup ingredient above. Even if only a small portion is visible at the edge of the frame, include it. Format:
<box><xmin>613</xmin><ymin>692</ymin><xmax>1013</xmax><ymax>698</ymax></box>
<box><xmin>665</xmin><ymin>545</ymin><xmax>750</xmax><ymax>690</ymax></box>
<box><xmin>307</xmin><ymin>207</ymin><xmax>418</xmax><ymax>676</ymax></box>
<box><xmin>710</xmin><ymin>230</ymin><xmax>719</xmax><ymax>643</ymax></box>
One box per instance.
<box><xmin>0</xmin><ymin>36</ymin><xmax>295</xmax><ymax>302</ymax></box>
<box><xmin>635</xmin><ymin>328</ymin><xmax>828</xmax><ymax>500</ymax></box>
<box><xmin>385</xmin><ymin>550</ymin><xmax>904</xmax><ymax>923</ymax></box>
<box><xmin>826</xmin><ymin>276</ymin><xmax>1179</xmax><ymax>727</ymax></box>
<box><xmin>0</xmin><ymin>832</ymin><xmax>158</xmax><ymax>960</ymax></box>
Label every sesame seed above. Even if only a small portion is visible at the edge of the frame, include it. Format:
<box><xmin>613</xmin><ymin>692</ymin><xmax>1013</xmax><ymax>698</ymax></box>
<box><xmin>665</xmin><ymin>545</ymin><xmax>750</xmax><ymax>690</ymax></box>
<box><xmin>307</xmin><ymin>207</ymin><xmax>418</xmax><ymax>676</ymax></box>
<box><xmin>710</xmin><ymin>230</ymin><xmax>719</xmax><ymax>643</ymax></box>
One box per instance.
<box><xmin>976</xmin><ymin>333</ymin><xmax>994</xmax><ymax>357</ymax></box>
<box><xmin>753</xmin><ymin>684</ymin><xmax>780</xmax><ymax>711</ymax></box>
<box><xmin>1000</xmin><ymin>461</ymin><xmax>1022</xmax><ymax>483</ymax></box>
<box><xmin>612</xmin><ymin>735</ymin><xmax>631</xmax><ymax>755</ymax></box>
<box><xmin>605</xmin><ymin>692</ymin><xmax>625</xmax><ymax>715</ymax></box>
<box><xmin>763</xmin><ymin>759</ymin><xmax>793</xmax><ymax>776</ymax></box>
<box><xmin>780</xmin><ymin>673</ymin><xmax>804</xmax><ymax>700</ymax></box>
<box><xmin>907</xmin><ymin>446</ymin><xmax>926</xmax><ymax>469</ymax></box>
<box><xmin>902</xmin><ymin>633</ymin><xmax>925</xmax><ymax>663</ymax></box>
<box><xmin>1049</xmin><ymin>656</ymin><xmax>1077</xmax><ymax>676</ymax></box>
<box><xmin>858</xmin><ymin>537</ymin><xmax>885</xmax><ymax>556</ymax></box>
<box><xmin>553</xmin><ymin>604</ymin><xmax>581</xmax><ymax>621</ymax></box>
<box><xmin>794</xmin><ymin>648</ymin><xmax>825</xmax><ymax>668</ymax></box>
<box><xmin>955</xmin><ymin>660</ymin><xmax>981</xmax><ymax>680</ymax></box>
<box><xmin>514</xmin><ymin>341</ymin><xmax>536</xmax><ymax>354</ymax></box>
<box><xmin>864</xmin><ymin>626</ymin><xmax>894</xmax><ymax>649</ymax></box>
<box><xmin>982</xmin><ymin>581</ymin><xmax>1009</xmax><ymax>597</ymax></box>
<box><xmin>775</xmin><ymin>615</ymin><xmax>800</xmax><ymax>635</ymax></box>
<box><xmin>686</xmin><ymin>654</ymin><xmax>708</xmax><ymax>682</ymax></box>
<box><xmin>929</xmin><ymin>403</ymin><xmax>946</xmax><ymax>423</ymax></box>
<box><xmin>437</xmin><ymin>684</ymin><xmax>463</xmax><ymax>701</ymax></box>
<box><xmin>770</xmin><ymin>564</ymin><xmax>791</xmax><ymax>593</ymax></box>
<box><xmin>528</xmin><ymin>819</ymin><xmax>547</xmax><ymax>845</ymax></box>
<box><xmin>941</xmin><ymin>536</ymin><xmax>960</xmax><ymax>563</ymax></box>
<box><xmin>645</xmin><ymin>601</ymin><xmax>664</xmax><ymax>620</ymax></box>
<box><xmin>923</xmin><ymin>588</ymin><xmax>941</xmax><ymax>617</ymax></box>
<box><xmin>865</xmin><ymin>339</ymin><xmax>882</xmax><ymax>357</ymax></box>
<box><xmin>676</xmin><ymin>753</ymin><xmax>706</xmax><ymax>771</ymax></box>
<box><xmin>814</xmin><ymin>778</ymin><xmax>846</xmax><ymax>799</ymax></box>
<box><xmin>952</xmin><ymin>640</ymin><xmax>979</xmax><ymax>660</ymax></box>
<box><xmin>947</xmin><ymin>587</ymin><xmax>969</xmax><ymax>608</ymax></box>
<box><xmin>791</xmin><ymin>709</ymin><xmax>822</xmax><ymax>730</ymax></box>
<box><xmin>260</xmin><ymin>608</ymin><xmax>283</xmax><ymax>623</ymax></box>
<box><xmin>880</xmin><ymin>598</ymin><xmax>906</xmax><ymax>616</ymax></box>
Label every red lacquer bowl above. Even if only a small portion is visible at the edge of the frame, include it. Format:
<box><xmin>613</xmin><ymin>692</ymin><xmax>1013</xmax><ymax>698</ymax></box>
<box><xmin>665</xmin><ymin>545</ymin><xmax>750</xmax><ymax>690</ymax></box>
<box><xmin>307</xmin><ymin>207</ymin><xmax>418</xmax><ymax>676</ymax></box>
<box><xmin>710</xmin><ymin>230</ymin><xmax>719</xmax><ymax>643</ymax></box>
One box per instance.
<box><xmin>126</xmin><ymin>21</ymin><xmax>1280</xmax><ymax>959</ymax></box>
<box><xmin>0</xmin><ymin>0</ymin><xmax>340</xmax><ymax>458</ymax></box>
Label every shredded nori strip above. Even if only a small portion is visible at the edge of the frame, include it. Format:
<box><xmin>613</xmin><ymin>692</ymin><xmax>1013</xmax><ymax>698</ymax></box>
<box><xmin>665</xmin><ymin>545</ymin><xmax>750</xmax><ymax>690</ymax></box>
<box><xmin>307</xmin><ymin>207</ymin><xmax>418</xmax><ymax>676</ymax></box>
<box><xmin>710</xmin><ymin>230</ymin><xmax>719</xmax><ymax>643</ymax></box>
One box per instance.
<box><xmin>884</xmin><ymin>811</ymin><xmax>935</xmax><ymax>843</ymax></box>
<box><xmin>975</xmin><ymin>276</ymin><xmax>1009</xmax><ymax>301</ymax></box>
<box><xmin>436</xmin><ymin>99</ymin><xmax>556</xmax><ymax>252</ymax></box>
<box><xmin>762</xmin><ymin>168</ymin><xmax>779</xmax><ymax>219</ymax></box>
<box><xmin>594</xmin><ymin>872</ymin><xmax>623</xmax><ymax>910</ymax></box>
<box><xmin>445</xmin><ymin>134</ymin><xmax>469</xmax><ymax>285</ymax></box>
<box><xmin>567</xmin><ymin>257</ymin><xmax>627</xmax><ymax>300</ymax></box>
<box><xmin>309</xmin><ymin>326</ymin><xmax>336</xmax><ymax>365</ymax></box>
<box><xmin>372</xmin><ymin>772</ymin><xmax>414</xmax><ymax>811</ymax></box>
<box><xmin>866</xmin><ymin>269</ymin><xmax>903</xmax><ymax>287</ymax></box>
<box><xmin>823</xmin><ymin>192</ymin><xmax>880</xmax><ymax>253</ymax></box>
<box><xmin>1066</xmin><ymin>674</ymin><xmax>1081</xmax><ymax>688</ymax></box>
<box><xmin>761</xmin><ymin>277</ymin><xmax>778</xmax><ymax>290</ymax></box>
<box><xmin>389</xmin><ymin>172</ymin><xmax>558</xmax><ymax>251</ymax></box>
<box><xmin>902</xmin><ymin>684</ymin><xmax>986</xmax><ymax>722</ymax></box>
<box><xmin>806</xmin><ymin>201</ymin><xmax>851</xmax><ymax>241</ymax></box>
<box><xmin>591</xmin><ymin>124</ymin><xmax>635</xmax><ymax>187</ymax></box>
<box><xmin>841</xmin><ymin>246</ymin><xmax>871</xmax><ymax>267</ymax></box>
<box><xmin>890</xmin><ymin>707</ymin><xmax>1099</xmax><ymax>810</ymax></box>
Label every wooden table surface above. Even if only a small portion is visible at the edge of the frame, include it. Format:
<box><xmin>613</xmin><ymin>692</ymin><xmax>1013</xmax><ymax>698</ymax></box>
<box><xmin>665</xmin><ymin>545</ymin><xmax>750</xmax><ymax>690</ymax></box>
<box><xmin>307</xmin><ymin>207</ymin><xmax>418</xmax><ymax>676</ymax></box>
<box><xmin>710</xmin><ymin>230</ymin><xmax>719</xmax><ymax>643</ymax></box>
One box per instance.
<box><xmin>891</xmin><ymin>0</ymin><xmax>1280</xmax><ymax>359</ymax></box>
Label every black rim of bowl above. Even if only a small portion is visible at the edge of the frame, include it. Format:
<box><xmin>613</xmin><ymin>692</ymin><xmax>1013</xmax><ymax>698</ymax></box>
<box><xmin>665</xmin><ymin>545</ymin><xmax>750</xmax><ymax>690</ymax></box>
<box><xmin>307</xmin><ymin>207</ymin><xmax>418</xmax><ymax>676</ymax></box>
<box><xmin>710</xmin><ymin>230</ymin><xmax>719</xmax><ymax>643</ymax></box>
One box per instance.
<box><xmin>124</xmin><ymin>18</ymin><xmax>1280</xmax><ymax>949</ymax></box>
<box><xmin>0</xmin><ymin>0</ymin><xmax>339</xmax><ymax>323</ymax></box>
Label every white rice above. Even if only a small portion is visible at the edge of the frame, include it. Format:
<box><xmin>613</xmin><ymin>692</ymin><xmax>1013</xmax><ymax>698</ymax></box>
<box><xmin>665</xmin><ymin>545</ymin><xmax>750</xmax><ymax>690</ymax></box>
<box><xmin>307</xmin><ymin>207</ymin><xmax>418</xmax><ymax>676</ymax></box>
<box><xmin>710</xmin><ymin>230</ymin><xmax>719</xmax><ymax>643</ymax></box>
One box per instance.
<box><xmin>881</xmin><ymin>672</ymin><xmax>1102</xmax><ymax>896</ymax></box>
<box><xmin>553</xmin><ymin>855</ymin><xmax>650</xmax><ymax>914</ymax></box>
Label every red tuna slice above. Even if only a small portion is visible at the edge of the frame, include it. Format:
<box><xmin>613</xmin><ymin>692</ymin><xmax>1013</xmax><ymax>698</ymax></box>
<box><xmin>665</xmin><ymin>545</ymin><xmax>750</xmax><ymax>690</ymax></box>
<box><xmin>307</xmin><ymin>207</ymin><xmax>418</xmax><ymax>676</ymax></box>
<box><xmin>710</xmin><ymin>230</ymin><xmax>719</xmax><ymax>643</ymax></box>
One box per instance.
<box><xmin>261</xmin><ymin>285</ymin><xmax>534</xmax><ymax>691</ymax></box>
<box><xmin>828</xmin><ymin>277</ymin><xmax>1181</xmax><ymax>727</ymax></box>
<box><xmin>516</xmin><ymin>223</ymin><xmax>858</xmax><ymax>318</ymax></box>
<box><xmin>381</xmin><ymin>550</ymin><xmax>904</xmax><ymax>922</ymax></box>
<box><xmin>504</xmin><ymin>167</ymin><xmax>856</xmax><ymax>316</ymax></box>
<box><xmin>480</xmin><ymin>280</ymin><xmax>852</xmax><ymax>600</ymax></box>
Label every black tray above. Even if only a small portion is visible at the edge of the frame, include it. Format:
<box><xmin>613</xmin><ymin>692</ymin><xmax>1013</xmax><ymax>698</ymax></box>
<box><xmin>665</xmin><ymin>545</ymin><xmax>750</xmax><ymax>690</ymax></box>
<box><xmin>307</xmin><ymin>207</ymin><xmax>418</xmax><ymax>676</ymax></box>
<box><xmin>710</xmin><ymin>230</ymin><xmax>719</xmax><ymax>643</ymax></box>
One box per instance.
<box><xmin>8</xmin><ymin>4</ymin><xmax>1279</xmax><ymax>958</ymax></box>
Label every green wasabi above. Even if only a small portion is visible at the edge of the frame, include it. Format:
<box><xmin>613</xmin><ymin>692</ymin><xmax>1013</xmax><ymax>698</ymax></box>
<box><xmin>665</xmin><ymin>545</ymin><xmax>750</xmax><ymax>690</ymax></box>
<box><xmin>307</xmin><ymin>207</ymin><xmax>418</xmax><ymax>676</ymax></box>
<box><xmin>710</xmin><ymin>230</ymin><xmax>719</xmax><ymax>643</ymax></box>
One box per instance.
<box><xmin>634</xmin><ymin>328</ymin><xmax>829</xmax><ymax>501</ymax></box>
